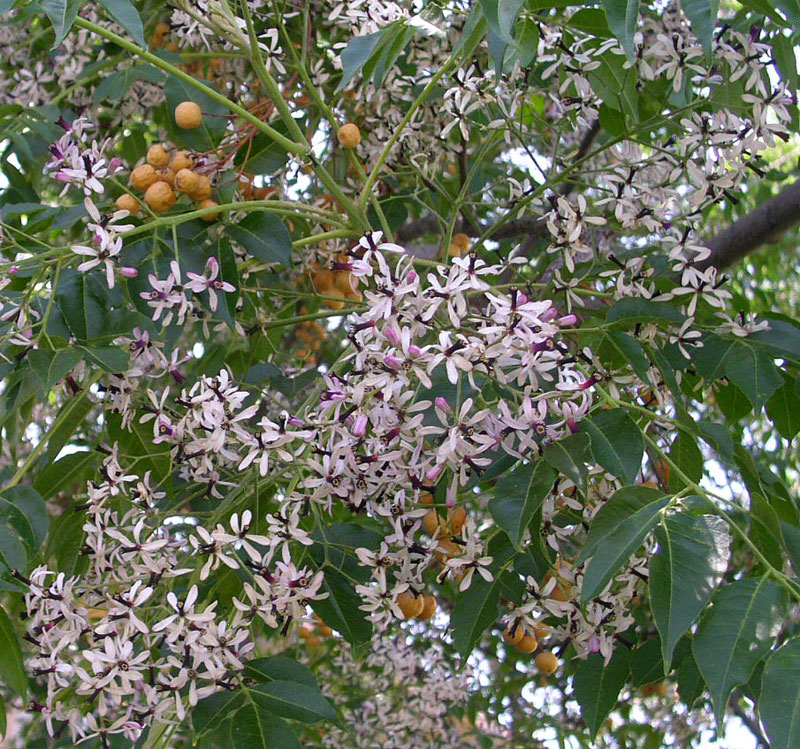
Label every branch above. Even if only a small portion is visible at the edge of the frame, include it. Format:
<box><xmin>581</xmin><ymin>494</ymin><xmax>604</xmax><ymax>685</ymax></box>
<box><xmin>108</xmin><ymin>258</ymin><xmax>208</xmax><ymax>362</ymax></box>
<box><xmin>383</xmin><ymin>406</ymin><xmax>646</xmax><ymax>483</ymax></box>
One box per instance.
<box><xmin>699</xmin><ymin>180</ymin><xmax>800</xmax><ymax>270</ymax></box>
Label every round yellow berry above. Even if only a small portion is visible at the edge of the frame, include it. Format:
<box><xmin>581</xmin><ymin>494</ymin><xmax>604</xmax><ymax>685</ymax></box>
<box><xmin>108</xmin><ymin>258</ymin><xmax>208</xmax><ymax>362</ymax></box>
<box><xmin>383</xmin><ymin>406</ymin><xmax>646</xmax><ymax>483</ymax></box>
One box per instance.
<box><xmin>535</xmin><ymin>651</ymin><xmax>559</xmax><ymax>675</ymax></box>
<box><xmin>516</xmin><ymin>634</ymin><xmax>539</xmax><ymax>654</ymax></box>
<box><xmin>175</xmin><ymin>101</ymin><xmax>203</xmax><ymax>130</ymax></box>
<box><xmin>174</xmin><ymin>168</ymin><xmax>199</xmax><ymax>196</ymax></box>
<box><xmin>130</xmin><ymin>164</ymin><xmax>158</xmax><ymax>191</ymax></box>
<box><xmin>115</xmin><ymin>194</ymin><xmax>140</xmax><ymax>216</ymax></box>
<box><xmin>337</xmin><ymin>123</ymin><xmax>361</xmax><ymax>149</ymax></box>
<box><xmin>396</xmin><ymin>590</ymin><xmax>425</xmax><ymax>619</ymax></box>
<box><xmin>171</xmin><ymin>150</ymin><xmax>194</xmax><ymax>172</ymax></box>
<box><xmin>144</xmin><ymin>181</ymin><xmax>176</xmax><ymax>213</ymax></box>
<box><xmin>147</xmin><ymin>144</ymin><xmax>170</xmax><ymax>168</ymax></box>
<box><xmin>417</xmin><ymin>595</ymin><xmax>437</xmax><ymax>621</ymax></box>
<box><xmin>198</xmin><ymin>199</ymin><xmax>220</xmax><ymax>222</ymax></box>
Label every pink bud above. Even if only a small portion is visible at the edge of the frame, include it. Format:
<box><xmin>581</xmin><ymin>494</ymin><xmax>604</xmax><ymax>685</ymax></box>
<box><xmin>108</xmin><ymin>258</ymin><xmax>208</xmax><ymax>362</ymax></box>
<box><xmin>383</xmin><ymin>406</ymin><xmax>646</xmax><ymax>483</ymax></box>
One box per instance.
<box><xmin>559</xmin><ymin>314</ymin><xmax>578</xmax><ymax>326</ymax></box>
<box><xmin>407</xmin><ymin>344</ymin><xmax>422</xmax><ymax>357</ymax></box>
<box><xmin>541</xmin><ymin>308</ymin><xmax>558</xmax><ymax>322</ymax></box>
<box><xmin>435</xmin><ymin>397</ymin><xmax>451</xmax><ymax>413</ymax></box>
<box><xmin>517</xmin><ymin>292</ymin><xmax>528</xmax><ymax>305</ymax></box>
<box><xmin>119</xmin><ymin>267</ymin><xmax>139</xmax><ymax>278</ymax></box>
<box><xmin>383</xmin><ymin>328</ymin><xmax>400</xmax><ymax>346</ymax></box>
<box><xmin>426</xmin><ymin>465</ymin><xmax>445</xmax><ymax>483</ymax></box>
<box><xmin>406</xmin><ymin>271</ymin><xmax>417</xmax><ymax>283</ymax></box>
<box><xmin>352</xmin><ymin>413</ymin><xmax>368</xmax><ymax>437</ymax></box>
<box><xmin>384</xmin><ymin>355</ymin><xmax>403</xmax><ymax>369</ymax></box>
<box><xmin>8</xmin><ymin>266</ymin><xmax>19</xmax><ymax>276</ymax></box>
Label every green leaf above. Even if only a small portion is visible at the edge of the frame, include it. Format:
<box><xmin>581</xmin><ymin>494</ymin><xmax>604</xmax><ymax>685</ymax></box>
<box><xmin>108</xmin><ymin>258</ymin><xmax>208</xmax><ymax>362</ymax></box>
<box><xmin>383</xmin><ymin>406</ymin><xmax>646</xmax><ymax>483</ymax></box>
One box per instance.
<box><xmin>601</xmin><ymin>331</ymin><xmax>652</xmax><ymax>383</ymax></box>
<box><xmin>649</xmin><ymin>513</ymin><xmax>729</xmax><ymax>670</ymax></box>
<box><xmin>676</xmin><ymin>648</ymin><xmax>705</xmax><ymax>708</ymax></box>
<box><xmin>723</xmin><ymin>346</ymin><xmax>782</xmax><ymax>411</ymax></box>
<box><xmin>27</xmin><ymin>348</ymin><xmax>82</xmax><ymax>390</ymax></box>
<box><xmin>693</xmin><ymin>577</ymin><xmax>786</xmax><ymax>725</ymax></box>
<box><xmin>630</xmin><ymin>638</ymin><xmax>664</xmax><ymax>687</ymax></box>
<box><xmin>667</xmin><ymin>432</ymin><xmax>703</xmax><ymax>491</ymax></box>
<box><xmin>0</xmin><ymin>605</ymin><xmax>27</xmax><ymax>699</ymax></box>
<box><xmin>572</xmin><ymin>649</ymin><xmax>631</xmax><ymax>738</ymax></box>
<box><xmin>55</xmin><ymin>269</ymin><xmax>109</xmax><ymax>342</ymax></box>
<box><xmin>698</xmin><ymin>421</ymin><xmax>733</xmax><ymax>462</ymax></box>
<box><xmin>235</xmin><ymin>131</ymin><xmax>291</xmax><ymax>175</ymax></box>
<box><xmin>97</xmin><ymin>0</ymin><xmax>145</xmax><ymax>46</ymax></box>
<box><xmin>759</xmin><ymin>637</ymin><xmax>800</xmax><ymax>749</ymax></box>
<box><xmin>583</xmin><ymin>408</ymin><xmax>643</xmax><ymax>484</ymax></box>
<box><xmin>488</xmin><ymin>460</ymin><xmax>556</xmax><ymax>549</ymax></box>
<box><xmin>35</xmin><ymin>449</ymin><xmax>94</xmax><ymax>499</ymax></box>
<box><xmin>337</xmin><ymin>23</ymin><xmax>411</xmax><ymax>92</ymax></box>
<box><xmin>227</xmin><ymin>212</ymin><xmax>293</xmax><ymax>267</ymax></box>
<box><xmin>543</xmin><ymin>433</ymin><xmax>590</xmax><ymax>492</ymax></box>
<box><xmin>248</xmin><ymin>681</ymin><xmax>337</xmax><ymax>724</ymax></box>
<box><xmin>580</xmin><ymin>492</ymin><xmax>669</xmax><ymax>603</ymax></box>
<box><xmin>479</xmin><ymin>0</ymin><xmax>526</xmax><ymax>43</ymax></box>
<box><xmin>46</xmin><ymin>391</ymin><xmax>94</xmax><ymax>460</ymax></box>
<box><xmin>581</xmin><ymin>485</ymin><xmax>665</xmax><ymax>562</ymax></box>
<box><xmin>603</xmin><ymin>0</ymin><xmax>639</xmax><ymax>57</ymax></box>
<box><xmin>607</xmin><ymin>298</ymin><xmax>684</xmax><ymax>326</ymax></box>
<box><xmin>244</xmin><ymin>657</ymin><xmax>317</xmax><ymax>688</ymax></box>
<box><xmin>451</xmin><ymin>574</ymin><xmax>501</xmax><ymax>658</ymax></box>
<box><xmin>586</xmin><ymin>51</ymin><xmax>639</xmax><ymax>123</ymax></box>
<box><xmin>193</xmin><ymin>691</ymin><xmax>242</xmax><ymax>736</ymax></box>
<box><xmin>681</xmin><ymin>0</ymin><xmax>718</xmax><ymax>54</ymax></box>
<box><xmin>79</xmin><ymin>345</ymin><xmax>128</xmax><ymax>374</ymax></box>
<box><xmin>766</xmin><ymin>374</ymin><xmax>800</xmax><ymax>439</ymax></box>
<box><xmin>228</xmin><ymin>703</ymin><xmax>301</xmax><ymax>749</ymax></box>
<box><xmin>0</xmin><ymin>486</ymin><xmax>47</xmax><ymax>550</ymax></box>
<box><xmin>0</xmin><ymin>525</ymin><xmax>26</xmax><ymax>574</ymax></box>
<box><xmin>42</xmin><ymin>0</ymin><xmax>83</xmax><ymax>46</ymax></box>
<box><xmin>311</xmin><ymin>568</ymin><xmax>372</xmax><ymax>646</ymax></box>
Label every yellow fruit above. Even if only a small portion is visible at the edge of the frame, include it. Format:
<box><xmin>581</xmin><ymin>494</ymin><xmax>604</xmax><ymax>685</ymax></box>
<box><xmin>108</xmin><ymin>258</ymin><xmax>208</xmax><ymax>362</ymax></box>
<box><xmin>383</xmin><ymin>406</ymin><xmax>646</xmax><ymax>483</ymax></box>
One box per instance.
<box><xmin>423</xmin><ymin>510</ymin><xmax>445</xmax><ymax>537</ymax></box>
<box><xmin>311</xmin><ymin>266</ymin><xmax>336</xmax><ymax>293</ymax></box>
<box><xmin>503</xmin><ymin>624</ymin><xmax>524</xmax><ymax>646</ymax></box>
<box><xmin>155</xmin><ymin>167</ymin><xmax>175</xmax><ymax>187</ymax></box>
<box><xmin>451</xmin><ymin>233</ymin><xmax>471</xmax><ymax>254</ymax></box>
<box><xmin>174</xmin><ymin>168</ymin><xmax>199</xmax><ymax>196</ymax></box>
<box><xmin>147</xmin><ymin>144</ymin><xmax>170</xmax><ymax>168</ymax></box>
<box><xmin>418</xmin><ymin>492</ymin><xmax>434</xmax><ymax>505</ymax></box>
<box><xmin>144</xmin><ymin>181</ymin><xmax>176</xmax><ymax>213</ymax></box>
<box><xmin>533</xmin><ymin>624</ymin><xmax>552</xmax><ymax>641</ymax></box>
<box><xmin>171</xmin><ymin>151</ymin><xmax>193</xmax><ymax>172</ymax></box>
<box><xmin>189</xmin><ymin>174</ymin><xmax>212</xmax><ymax>202</ymax></box>
<box><xmin>516</xmin><ymin>634</ymin><xmax>539</xmax><ymax>654</ymax></box>
<box><xmin>450</xmin><ymin>506</ymin><xmax>467</xmax><ymax>536</ymax></box>
<box><xmin>130</xmin><ymin>164</ymin><xmax>159</xmax><ymax>191</ymax></box>
<box><xmin>535</xmin><ymin>651</ymin><xmax>559</xmax><ymax>675</ymax></box>
<box><xmin>175</xmin><ymin>101</ymin><xmax>203</xmax><ymax>129</ymax></box>
<box><xmin>115</xmin><ymin>194</ymin><xmax>140</xmax><ymax>216</ymax></box>
<box><xmin>198</xmin><ymin>199</ymin><xmax>220</xmax><ymax>222</ymax></box>
<box><xmin>418</xmin><ymin>595</ymin><xmax>437</xmax><ymax>620</ymax></box>
<box><xmin>436</xmin><ymin>538</ymin><xmax>460</xmax><ymax>558</ymax></box>
<box><xmin>334</xmin><ymin>271</ymin><xmax>356</xmax><ymax>294</ymax></box>
<box><xmin>337</xmin><ymin>123</ymin><xmax>361</xmax><ymax>149</ymax></box>
<box><xmin>396</xmin><ymin>590</ymin><xmax>425</xmax><ymax>619</ymax></box>
<box><xmin>318</xmin><ymin>624</ymin><xmax>333</xmax><ymax>637</ymax></box>
<box><xmin>321</xmin><ymin>286</ymin><xmax>347</xmax><ymax>311</ymax></box>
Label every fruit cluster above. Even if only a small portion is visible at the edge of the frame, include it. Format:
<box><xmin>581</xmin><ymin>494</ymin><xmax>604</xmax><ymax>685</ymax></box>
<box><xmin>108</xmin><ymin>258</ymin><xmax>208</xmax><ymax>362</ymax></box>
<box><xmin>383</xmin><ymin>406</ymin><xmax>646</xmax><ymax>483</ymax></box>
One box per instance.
<box><xmin>309</xmin><ymin>259</ymin><xmax>362</xmax><ymax>310</ymax></box>
<box><xmin>116</xmin><ymin>103</ymin><xmax>220</xmax><ymax>220</ymax></box>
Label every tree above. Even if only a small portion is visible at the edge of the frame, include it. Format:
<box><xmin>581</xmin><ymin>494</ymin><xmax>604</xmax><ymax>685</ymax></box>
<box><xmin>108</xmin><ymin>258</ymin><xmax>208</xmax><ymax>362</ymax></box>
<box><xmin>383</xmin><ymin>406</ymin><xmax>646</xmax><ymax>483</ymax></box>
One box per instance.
<box><xmin>0</xmin><ymin>0</ymin><xmax>798</xmax><ymax>746</ymax></box>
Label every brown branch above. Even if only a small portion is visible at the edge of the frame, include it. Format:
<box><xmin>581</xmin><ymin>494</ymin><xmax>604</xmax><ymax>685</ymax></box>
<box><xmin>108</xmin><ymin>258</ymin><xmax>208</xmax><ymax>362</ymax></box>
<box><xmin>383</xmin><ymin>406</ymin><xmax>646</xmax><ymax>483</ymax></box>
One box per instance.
<box><xmin>698</xmin><ymin>180</ymin><xmax>800</xmax><ymax>270</ymax></box>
